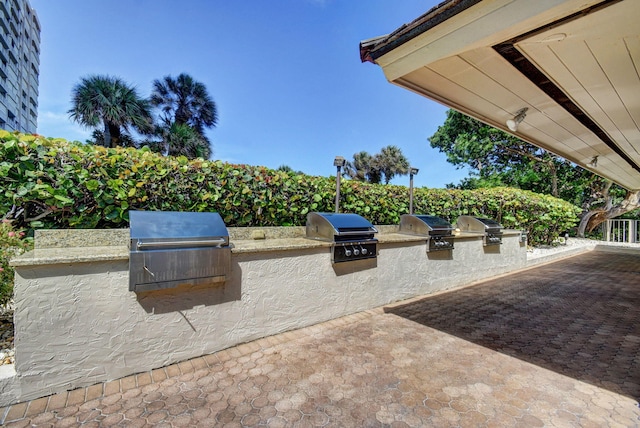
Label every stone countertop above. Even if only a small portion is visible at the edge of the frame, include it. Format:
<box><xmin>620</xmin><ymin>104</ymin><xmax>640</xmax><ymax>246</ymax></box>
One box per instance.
<box><xmin>12</xmin><ymin>229</ymin><xmax>520</xmax><ymax>267</ymax></box>
<box><xmin>230</xmin><ymin>238</ymin><xmax>331</xmax><ymax>253</ymax></box>
<box><xmin>11</xmin><ymin>236</ymin><xmax>424</xmax><ymax>265</ymax></box>
<box><xmin>10</xmin><ymin>246</ymin><xmax>130</xmax><ymax>267</ymax></box>
<box><xmin>34</xmin><ymin>229</ymin><xmax>130</xmax><ymax>249</ymax></box>
<box><xmin>233</xmin><ymin>232</ymin><xmax>442</xmax><ymax>252</ymax></box>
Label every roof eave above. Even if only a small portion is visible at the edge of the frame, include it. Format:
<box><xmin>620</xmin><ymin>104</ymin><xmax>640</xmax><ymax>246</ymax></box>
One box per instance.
<box><xmin>359</xmin><ymin>0</ymin><xmax>482</xmax><ymax>64</ymax></box>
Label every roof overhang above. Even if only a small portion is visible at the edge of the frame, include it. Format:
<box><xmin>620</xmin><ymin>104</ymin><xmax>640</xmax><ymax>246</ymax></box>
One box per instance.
<box><xmin>361</xmin><ymin>0</ymin><xmax>640</xmax><ymax>190</ymax></box>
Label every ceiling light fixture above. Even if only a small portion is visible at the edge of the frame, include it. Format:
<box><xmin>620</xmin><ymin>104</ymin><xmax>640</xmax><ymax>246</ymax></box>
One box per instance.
<box><xmin>506</xmin><ymin>107</ymin><xmax>528</xmax><ymax>132</ymax></box>
<box><xmin>588</xmin><ymin>155</ymin><xmax>598</xmax><ymax>168</ymax></box>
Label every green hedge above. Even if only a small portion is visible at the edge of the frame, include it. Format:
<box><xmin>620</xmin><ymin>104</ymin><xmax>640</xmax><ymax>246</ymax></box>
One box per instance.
<box><xmin>0</xmin><ymin>131</ymin><xmax>580</xmax><ymax>245</ymax></box>
<box><xmin>0</xmin><ymin>219</ymin><xmax>33</xmax><ymax>306</ymax></box>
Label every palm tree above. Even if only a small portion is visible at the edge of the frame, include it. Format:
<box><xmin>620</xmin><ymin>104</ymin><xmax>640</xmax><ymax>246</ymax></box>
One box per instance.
<box><xmin>345</xmin><ymin>151</ymin><xmax>381</xmax><ymax>183</ymax></box>
<box><xmin>150</xmin><ymin>73</ymin><xmax>217</xmax><ymax>159</ymax></box>
<box><xmin>68</xmin><ymin>75</ymin><xmax>153</xmax><ymax>148</ymax></box>
<box><xmin>277</xmin><ymin>165</ymin><xmax>304</xmax><ymax>174</ymax></box>
<box><xmin>150</xmin><ymin>73</ymin><xmax>217</xmax><ymax>133</ymax></box>
<box><xmin>277</xmin><ymin>165</ymin><xmax>294</xmax><ymax>172</ymax></box>
<box><xmin>375</xmin><ymin>145</ymin><xmax>410</xmax><ymax>184</ymax></box>
<box><xmin>164</xmin><ymin>123</ymin><xmax>211</xmax><ymax>159</ymax></box>
<box><xmin>87</xmin><ymin>130</ymin><xmax>137</xmax><ymax>148</ymax></box>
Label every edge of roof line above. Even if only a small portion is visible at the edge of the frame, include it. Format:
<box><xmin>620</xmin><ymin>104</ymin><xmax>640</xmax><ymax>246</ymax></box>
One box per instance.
<box><xmin>360</xmin><ymin>0</ymin><xmax>482</xmax><ymax>64</ymax></box>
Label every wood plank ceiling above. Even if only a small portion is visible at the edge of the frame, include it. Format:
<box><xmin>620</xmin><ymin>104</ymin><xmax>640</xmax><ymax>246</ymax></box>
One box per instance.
<box><xmin>362</xmin><ymin>0</ymin><xmax>640</xmax><ymax>190</ymax></box>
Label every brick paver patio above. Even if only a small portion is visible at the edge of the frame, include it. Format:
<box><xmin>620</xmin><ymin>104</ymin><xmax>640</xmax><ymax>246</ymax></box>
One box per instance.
<box><xmin>1</xmin><ymin>249</ymin><xmax>639</xmax><ymax>427</ymax></box>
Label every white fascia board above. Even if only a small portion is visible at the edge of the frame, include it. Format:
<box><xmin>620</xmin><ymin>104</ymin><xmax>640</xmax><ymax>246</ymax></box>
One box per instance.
<box><xmin>376</xmin><ymin>0</ymin><xmax>602</xmax><ymax>82</ymax></box>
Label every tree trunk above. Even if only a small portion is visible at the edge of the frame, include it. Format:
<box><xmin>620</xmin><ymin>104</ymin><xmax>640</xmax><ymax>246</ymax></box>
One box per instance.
<box><xmin>103</xmin><ymin>120</ymin><xmax>111</xmax><ymax>148</ymax></box>
<box><xmin>107</xmin><ymin>123</ymin><xmax>121</xmax><ymax>148</ymax></box>
<box><xmin>577</xmin><ymin>189</ymin><xmax>640</xmax><ymax>236</ymax></box>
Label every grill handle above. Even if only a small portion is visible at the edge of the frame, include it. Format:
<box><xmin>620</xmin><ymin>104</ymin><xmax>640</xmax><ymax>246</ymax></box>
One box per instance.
<box><xmin>335</xmin><ymin>227</ymin><xmax>378</xmax><ymax>236</ymax></box>
<box><xmin>136</xmin><ymin>239</ymin><xmax>227</xmax><ymax>250</ymax></box>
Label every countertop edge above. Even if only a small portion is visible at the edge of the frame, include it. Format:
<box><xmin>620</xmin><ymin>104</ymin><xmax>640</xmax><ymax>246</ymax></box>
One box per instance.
<box><xmin>11</xmin><ymin>232</ymin><xmax>510</xmax><ymax>267</ymax></box>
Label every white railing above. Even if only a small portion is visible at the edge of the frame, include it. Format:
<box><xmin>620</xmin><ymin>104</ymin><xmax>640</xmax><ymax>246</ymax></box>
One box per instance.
<box><xmin>603</xmin><ymin>219</ymin><xmax>640</xmax><ymax>243</ymax></box>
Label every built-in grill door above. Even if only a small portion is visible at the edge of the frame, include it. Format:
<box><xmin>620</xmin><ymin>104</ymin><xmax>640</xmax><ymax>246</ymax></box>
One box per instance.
<box><xmin>129</xmin><ymin>211</ymin><xmax>231</xmax><ymax>292</ymax></box>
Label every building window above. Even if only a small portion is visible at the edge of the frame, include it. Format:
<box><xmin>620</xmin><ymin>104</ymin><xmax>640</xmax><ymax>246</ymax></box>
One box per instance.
<box><xmin>0</xmin><ymin>33</ymin><xmax>8</xmax><ymax>50</ymax></box>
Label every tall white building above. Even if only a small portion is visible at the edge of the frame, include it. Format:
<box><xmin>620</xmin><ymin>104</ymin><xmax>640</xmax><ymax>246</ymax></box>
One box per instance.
<box><xmin>0</xmin><ymin>0</ymin><xmax>39</xmax><ymax>134</ymax></box>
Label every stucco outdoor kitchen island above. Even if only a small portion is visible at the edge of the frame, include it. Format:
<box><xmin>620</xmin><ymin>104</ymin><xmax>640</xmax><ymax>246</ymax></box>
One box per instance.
<box><xmin>3</xmin><ymin>226</ymin><xmax>527</xmax><ymax>406</ymax></box>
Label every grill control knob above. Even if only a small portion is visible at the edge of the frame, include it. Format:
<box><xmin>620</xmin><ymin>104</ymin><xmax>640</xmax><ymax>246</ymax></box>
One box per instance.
<box><xmin>361</xmin><ymin>247</ymin><xmax>368</xmax><ymax>255</ymax></box>
<box><xmin>345</xmin><ymin>249</ymin><xmax>352</xmax><ymax>257</ymax></box>
<box><xmin>353</xmin><ymin>247</ymin><xmax>360</xmax><ymax>256</ymax></box>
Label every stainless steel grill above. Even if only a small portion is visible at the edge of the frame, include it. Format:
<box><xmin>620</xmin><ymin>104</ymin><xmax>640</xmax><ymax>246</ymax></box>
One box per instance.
<box><xmin>456</xmin><ymin>215</ymin><xmax>503</xmax><ymax>246</ymax></box>
<box><xmin>306</xmin><ymin>212</ymin><xmax>378</xmax><ymax>263</ymax></box>
<box><xmin>399</xmin><ymin>214</ymin><xmax>455</xmax><ymax>252</ymax></box>
<box><xmin>129</xmin><ymin>211</ymin><xmax>231</xmax><ymax>292</ymax></box>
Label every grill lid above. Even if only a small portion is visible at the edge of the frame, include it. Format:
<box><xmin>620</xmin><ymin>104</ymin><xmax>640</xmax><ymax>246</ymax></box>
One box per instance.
<box><xmin>399</xmin><ymin>214</ymin><xmax>454</xmax><ymax>236</ymax></box>
<box><xmin>306</xmin><ymin>212</ymin><xmax>377</xmax><ymax>242</ymax></box>
<box><xmin>129</xmin><ymin>211</ymin><xmax>231</xmax><ymax>292</ymax></box>
<box><xmin>456</xmin><ymin>216</ymin><xmax>503</xmax><ymax>233</ymax></box>
<box><xmin>130</xmin><ymin>210</ymin><xmax>229</xmax><ymax>249</ymax></box>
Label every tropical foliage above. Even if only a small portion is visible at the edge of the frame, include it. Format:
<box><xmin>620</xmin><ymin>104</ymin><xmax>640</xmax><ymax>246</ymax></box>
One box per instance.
<box><xmin>0</xmin><ymin>131</ymin><xmax>579</xmax><ymax>246</ymax></box>
<box><xmin>150</xmin><ymin>73</ymin><xmax>218</xmax><ymax>134</ymax></box>
<box><xmin>69</xmin><ymin>75</ymin><xmax>153</xmax><ymax>148</ymax></box>
<box><xmin>345</xmin><ymin>145</ymin><xmax>409</xmax><ymax>184</ymax></box>
<box><xmin>0</xmin><ymin>212</ymin><xmax>33</xmax><ymax>306</ymax></box>
<box><xmin>377</xmin><ymin>145</ymin><xmax>410</xmax><ymax>184</ymax></box>
<box><xmin>345</xmin><ymin>151</ymin><xmax>379</xmax><ymax>183</ymax></box>
<box><xmin>70</xmin><ymin>73</ymin><xmax>217</xmax><ymax>160</ymax></box>
<box><xmin>429</xmin><ymin>109</ymin><xmax>636</xmax><ymax>235</ymax></box>
<box><xmin>149</xmin><ymin>73</ymin><xmax>218</xmax><ymax>157</ymax></box>
<box><xmin>429</xmin><ymin>110</ymin><xmax>591</xmax><ymax>200</ymax></box>
<box><xmin>277</xmin><ymin>165</ymin><xmax>304</xmax><ymax>175</ymax></box>
<box><xmin>150</xmin><ymin>122</ymin><xmax>211</xmax><ymax>159</ymax></box>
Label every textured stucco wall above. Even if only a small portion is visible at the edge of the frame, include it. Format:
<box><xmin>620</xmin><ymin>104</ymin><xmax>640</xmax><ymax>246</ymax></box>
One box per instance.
<box><xmin>6</xmin><ymin>234</ymin><xmax>526</xmax><ymax>404</ymax></box>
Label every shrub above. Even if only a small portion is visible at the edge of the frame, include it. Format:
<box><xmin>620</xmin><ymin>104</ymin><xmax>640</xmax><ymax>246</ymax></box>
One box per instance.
<box><xmin>0</xmin><ymin>218</ymin><xmax>33</xmax><ymax>306</ymax></box>
<box><xmin>0</xmin><ymin>131</ymin><xmax>580</xmax><ymax>246</ymax></box>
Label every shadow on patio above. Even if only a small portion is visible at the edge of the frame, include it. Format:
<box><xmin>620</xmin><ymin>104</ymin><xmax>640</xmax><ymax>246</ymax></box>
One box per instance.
<box><xmin>385</xmin><ymin>249</ymin><xmax>640</xmax><ymax>401</ymax></box>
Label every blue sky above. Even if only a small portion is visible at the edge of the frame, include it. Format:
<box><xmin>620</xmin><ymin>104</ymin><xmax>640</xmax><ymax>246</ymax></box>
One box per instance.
<box><xmin>30</xmin><ymin>0</ymin><xmax>470</xmax><ymax>188</ymax></box>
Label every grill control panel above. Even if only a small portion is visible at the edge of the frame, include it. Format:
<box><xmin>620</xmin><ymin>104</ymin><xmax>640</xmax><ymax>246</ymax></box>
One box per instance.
<box><xmin>427</xmin><ymin>236</ymin><xmax>455</xmax><ymax>252</ymax></box>
<box><xmin>332</xmin><ymin>241</ymin><xmax>377</xmax><ymax>263</ymax></box>
<box><xmin>483</xmin><ymin>233</ymin><xmax>503</xmax><ymax>246</ymax></box>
